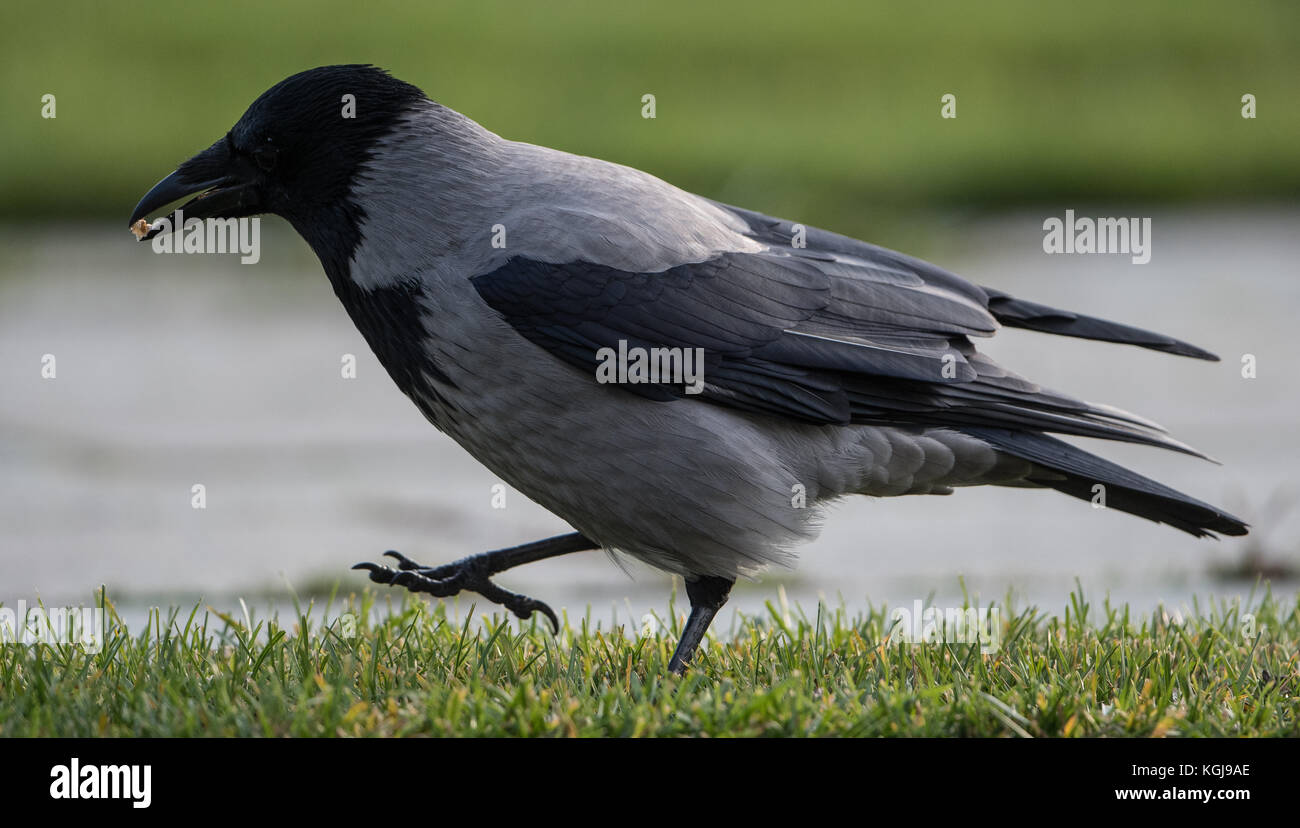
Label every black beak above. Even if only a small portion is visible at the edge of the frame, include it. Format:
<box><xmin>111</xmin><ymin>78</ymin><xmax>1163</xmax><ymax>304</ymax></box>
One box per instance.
<box><xmin>128</xmin><ymin>138</ymin><xmax>262</xmax><ymax>240</ymax></box>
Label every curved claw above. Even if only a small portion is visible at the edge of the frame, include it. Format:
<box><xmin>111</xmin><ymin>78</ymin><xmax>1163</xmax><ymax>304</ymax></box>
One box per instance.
<box><xmin>352</xmin><ymin>562</ymin><xmax>396</xmax><ymax>583</ymax></box>
<box><xmin>517</xmin><ymin>599</ymin><xmax>560</xmax><ymax>635</ymax></box>
<box><xmin>382</xmin><ymin>550</ymin><xmax>422</xmax><ymax>571</ymax></box>
<box><xmin>383</xmin><ymin>550</ymin><xmax>460</xmax><ymax>579</ymax></box>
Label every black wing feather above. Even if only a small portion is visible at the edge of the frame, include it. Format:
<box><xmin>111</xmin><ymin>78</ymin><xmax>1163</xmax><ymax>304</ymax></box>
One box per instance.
<box><xmin>983</xmin><ymin>288</ymin><xmax>1219</xmax><ymax>361</ymax></box>
<box><xmin>470</xmin><ymin>203</ymin><xmax>1221</xmax><ymax>457</ymax></box>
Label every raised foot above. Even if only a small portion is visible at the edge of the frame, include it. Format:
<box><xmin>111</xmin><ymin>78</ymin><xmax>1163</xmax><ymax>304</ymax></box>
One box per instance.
<box><xmin>352</xmin><ymin>550</ymin><xmax>560</xmax><ymax>633</ymax></box>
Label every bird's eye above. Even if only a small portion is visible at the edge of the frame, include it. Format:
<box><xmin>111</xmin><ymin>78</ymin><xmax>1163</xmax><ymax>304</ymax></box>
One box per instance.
<box><xmin>253</xmin><ymin>144</ymin><xmax>278</xmax><ymax>172</ymax></box>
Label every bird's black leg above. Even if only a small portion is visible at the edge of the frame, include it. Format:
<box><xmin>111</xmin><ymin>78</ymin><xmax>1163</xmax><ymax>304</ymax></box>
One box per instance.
<box><xmin>667</xmin><ymin>574</ymin><xmax>734</xmax><ymax>675</ymax></box>
<box><xmin>352</xmin><ymin>532</ymin><xmax>597</xmax><ymax>632</ymax></box>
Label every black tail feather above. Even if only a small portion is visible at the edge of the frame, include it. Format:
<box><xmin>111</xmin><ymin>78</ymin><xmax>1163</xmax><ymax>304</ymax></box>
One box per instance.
<box><xmin>964</xmin><ymin>427</ymin><xmax>1248</xmax><ymax>538</ymax></box>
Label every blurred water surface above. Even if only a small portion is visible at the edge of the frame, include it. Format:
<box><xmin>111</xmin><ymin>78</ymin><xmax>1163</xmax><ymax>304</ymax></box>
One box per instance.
<box><xmin>1</xmin><ymin>208</ymin><xmax>1297</xmax><ymax>630</ymax></box>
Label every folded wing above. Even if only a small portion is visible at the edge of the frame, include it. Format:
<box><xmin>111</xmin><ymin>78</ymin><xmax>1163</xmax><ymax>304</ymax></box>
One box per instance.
<box><xmin>470</xmin><ymin>200</ymin><xmax>1218</xmax><ymax>457</ymax></box>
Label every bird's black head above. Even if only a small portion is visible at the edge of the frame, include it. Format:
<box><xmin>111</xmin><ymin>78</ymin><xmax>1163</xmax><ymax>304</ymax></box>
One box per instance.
<box><xmin>129</xmin><ymin>65</ymin><xmax>426</xmax><ymax>257</ymax></box>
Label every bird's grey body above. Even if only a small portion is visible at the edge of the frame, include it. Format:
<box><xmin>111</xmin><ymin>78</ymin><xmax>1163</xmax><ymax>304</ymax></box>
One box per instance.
<box><xmin>129</xmin><ymin>65</ymin><xmax>1246</xmax><ymax>671</ymax></box>
<box><xmin>345</xmin><ymin>102</ymin><xmax>1029</xmax><ymax>578</ymax></box>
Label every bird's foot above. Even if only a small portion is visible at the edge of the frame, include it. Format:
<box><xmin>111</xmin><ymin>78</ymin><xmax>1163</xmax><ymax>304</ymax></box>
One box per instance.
<box><xmin>352</xmin><ymin>550</ymin><xmax>559</xmax><ymax>633</ymax></box>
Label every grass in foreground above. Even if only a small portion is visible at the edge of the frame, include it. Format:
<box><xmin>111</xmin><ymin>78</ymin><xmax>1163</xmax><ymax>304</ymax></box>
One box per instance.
<box><xmin>0</xmin><ymin>589</ymin><xmax>1296</xmax><ymax>737</ymax></box>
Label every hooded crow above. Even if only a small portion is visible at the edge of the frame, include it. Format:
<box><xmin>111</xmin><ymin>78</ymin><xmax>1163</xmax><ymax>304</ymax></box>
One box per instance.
<box><xmin>130</xmin><ymin>65</ymin><xmax>1247</xmax><ymax>673</ymax></box>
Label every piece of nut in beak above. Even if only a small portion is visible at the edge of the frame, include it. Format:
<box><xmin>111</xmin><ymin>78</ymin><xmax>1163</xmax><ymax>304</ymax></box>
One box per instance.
<box><xmin>130</xmin><ymin>219</ymin><xmax>151</xmax><ymax>240</ymax></box>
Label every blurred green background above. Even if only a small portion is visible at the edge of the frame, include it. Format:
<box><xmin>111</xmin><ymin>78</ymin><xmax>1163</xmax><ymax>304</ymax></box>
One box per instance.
<box><xmin>2</xmin><ymin>0</ymin><xmax>1297</xmax><ymax>240</ymax></box>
